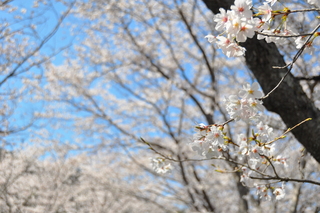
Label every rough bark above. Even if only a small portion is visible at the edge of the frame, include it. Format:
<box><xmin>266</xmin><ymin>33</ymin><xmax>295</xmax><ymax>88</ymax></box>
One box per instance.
<box><xmin>202</xmin><ymin>0</ymin><xmax>320</xmax><ymax>163</ymax></box>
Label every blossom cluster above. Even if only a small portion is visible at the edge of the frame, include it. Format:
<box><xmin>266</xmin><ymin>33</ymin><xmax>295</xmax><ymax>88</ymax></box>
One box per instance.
<box><xmin>190</xmin><ymin>119</ymin><xmax>288</xmax><ymax>200</ymax></box>
<box><xmin>255</xmin><ymin>182</ymin><xmax>286</xmax><ymax>201</ymax></box>
<box><xmin>224</xmin><ymin>82</ymin><xmax>264</xmax><ymax>121</ymax></box>
<box><xmin>189</xmin><ymin>82</ymin><xmax>289</xmax><ymax>200</ymax></box>
<box><xmin>238</xmin><ymin>121</ymin><xmax>288</xmax><ymax>186</ymax></box>
<box><xmin>205</xmin><ymin>0</ymin><xmax>320</xmax><ymax>57</ymax></box>
<box><xmin>190</xmin><ymin>80</ymin><xmax>268</xmax><ymax>159</ymax></box>
<box><xmin>191</xmin><ymin>123</ymin><xmax>226</xmax><ymax>159</ymax></box>
<box><xmin>151</xmin><ymin>157</ymin><xmax>173</xmax><ymax>174</ymax></box>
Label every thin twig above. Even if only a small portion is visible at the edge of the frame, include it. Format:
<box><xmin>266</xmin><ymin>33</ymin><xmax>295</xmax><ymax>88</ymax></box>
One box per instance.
<box><xmin>141</xmin><ymin>138</ymin><xmax>215</xmax><ymax>162</ymax></box>
<box><xmin>260</xmin><ymin>23</ymin><xmax>320</xmax><ymax>100</ymax></box>
<box><xmin>265</xmin><ymin>118</ymin><xmax>312</xmax><ymax>145</ymax></box>
<box><xmin>220</xmin><ymin>118</ymin><xmax>234</xmax><ymax>126</ymax></box>
<box><xmin>261</xmin><ymin>154</ymin><xmax>280</xmax><ymax>178</ymax></box>
<box><xmin>249</xmin><ymin>176</ymin><xmax>320</xmax><ymax>186</ymax></box>
<box><xmin>287</xmin><ymin>8</ymin><xmax>320</xmax><ymax>13</ymax></box>
<box><xmin>255</xmin><ymin>31</ymin><xmax>313</xmax><ymax>38</ymax></box>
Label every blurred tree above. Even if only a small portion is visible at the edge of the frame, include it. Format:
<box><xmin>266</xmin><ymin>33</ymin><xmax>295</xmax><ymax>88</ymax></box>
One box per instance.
<box><xmin>0</xmin><ymin>0</ymin><xmax>319</xmax><ymax>212</ymax></box>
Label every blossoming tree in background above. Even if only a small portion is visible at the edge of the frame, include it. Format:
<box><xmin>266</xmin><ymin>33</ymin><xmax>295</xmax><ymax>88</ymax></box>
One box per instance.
<box><xmin>0</xmin><ymin>0</ymin><xmax>319</xmax><ymax>212</ymax></box>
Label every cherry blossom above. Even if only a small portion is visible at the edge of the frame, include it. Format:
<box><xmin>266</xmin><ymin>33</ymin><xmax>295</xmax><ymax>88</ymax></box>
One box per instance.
<box><xmin>215</xmin><ymin>36</ymin><xmax>246</xmax><ymax>57</ymax></box>
<box><xmin>208</xmin><ymin>125</ymin><xmax>225</xmax><ymax>147</ymax></box>
<box><xmin>213</xmin><ymin>8</ymin><xmax>231</xmax><ymax>31</ymax></box>
<box><xmin>255</xmin><ymin>184</ymin><xmax>271</xmax><ymax>200</ymax></box>
<box><xmin>239</xmin><ymin>82</ymin><xmax>263</xmax><ymax>99</ymax></box>
<box><xmin>225</xmin><ymin>82</ymin><xmax>265</xmax><ymax>121</ymax></box>
<box><xmin>240</xmin><ymin>167</ymin><xmax>254</xmax><ymax>186</ymax></box>
<box><xmin>273</xmin><ymin>186</ymin><xmax>286</xmax><ymax>200</ymax></box>
<box><xmin>204</xmin><ymin>34</ymin><xmax>216</xmax><ymax>43</ymax></box>
<box><xmin>192</xmin><ymin>131</ymin><xmax>212</xmax><ymax>157</ymax></box>
<box><xmin>151</xmin><ymin>158</ymin><xmax>173</xmax><ymax>174</ymax></box>
<box><xmin>191</xmin><ymin>124</ymin><xmax>226</xmax><ymax>158</ymax></box>
<box><xmin>236</xmin><ymin>20</ymin><xmax>256</xmax><ymax>42</ymax></box>
<box><xmin>257</xmin><ymin>3</ymin><xmax>273</xmax><ymax>22</ymax></box>
<box><xmin>307</xmin><ymin>0</ymin><xmax>320</xmax><ymax>7</ymax></box>
<box><xmin>238</xmin><ymin>133</ymin><xmax>249</xmax><ymax>156</ymax></box>
<box><xmin>295</xmin><ymin>35</ymin><xmax>320</xmax><ymax>55</ymax></box>
<box><xmin>266</xmin><ymin>0</ymin><xmax>278</xmax><ymax>6</ymax></box>
<box><xmin>274</xmin><ymin>155</ymin><xmax>288</xmax><ymax>168</ymax></box>
<box><xmin>256</xmin><ymin>121</ymin><xmax>274</xmax><ymax>142</ymax></box>
<box><xmin>257</xmin><ymin>29</ymin><xmax>276</xmax><ymax>43</ymax></box>
<box><xmin>226</xmin><ymin>42</ymin><xmax>247</xmax><ymax>57</ymax></box>
<box><xmin>206</xmin><ymin>0</ymin><xmax>318</xmax><ymax>58</ymax></box>
<box><xmin>230</xmin><ymin>0</ymin><xmax>253</xmax><ymax>19</ymax></box>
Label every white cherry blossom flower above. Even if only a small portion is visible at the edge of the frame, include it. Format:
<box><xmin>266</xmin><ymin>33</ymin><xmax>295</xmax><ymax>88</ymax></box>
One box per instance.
<box><xmin>151</xmin><ymin>158</ymin><xmax>173</xmax><ymax>174</ymax></box>
<box><xmin>206</xmin><ymin>147</ymin><xmax>223</xmax><ymax>159</ymax></box>
<box><xmin>273</xmin><ymin>186</ymin><xmax>285</xmax><ymax>200</ymax></box>
<box><xmin>248</xmin><ymin>157</ymin><xmax>262</xmax><ymax>170</ymax></box>
<box><xmin>226</xmin><ymin>42</ymin><xmax>246</xmax><ymax>57</ymax></box>
<box><xmin>231</xmin><ymin>0</ymin><xmax>253</xmax><ymax>18</ymax></box>
<box><xmin>254</xmin><ymin>18</ymin><xmax>269</xmax><ymax>31</ymax></box>
<box><xmin>191</xmin><ymin>128</ymin><xmax>211</xmax><ymax>157</ymax></box>
<box><xmin>276</xmin><ymin>28</ymin><xmax>297</xmax><ymax>45</ymax></box>
<box><xmin>260</xmin><ymin>144</ymin><xmax>275</xmax><ymax>156</ymax></box>
<box><xmin>224</xmin><ymin>95</ymin><xmax>242</xmax><ymax>120</ymax></box>
<box><xmin>227</xmin><ymin>16</ymin><xmax>242</xmax><ymax>35</ymax></box>
<box><xmin>240</xmin><ymin>167</ymin><xmax>253</xmax><ymax>186</ymax></box>
<box><xmin>213</xmin><ymin>8</ymin><xmax>231</xmax><ymax>31</ymax></box>
<box><xmin>256</xmin><ymin>121</ymin><xmax>274</xmax><ymax>142</ymax></box>
<box><xmin>274</xmin><ymin>155</ymin><xmax>288</xmax><ymax>168</ymax></box>
<box><xmin>207</xmin><ymin>125</ymin><xmax>225</xmax><ymax>147</ymax></box>
<box><xmin>236</xmin><ymin>21</ymin><xmax>255</xmax><ymax>42</ymax></box>
<box><xmin>239</xmin><ymin>82</ymin><xmax>263</xmax><ymax>99</ymax></box>
<box><xmin>257</xmin><ymin>3</ymin><xmax>272</xmax><ymax>22</ymax></box>
<box><xmin>255</xmin><ymin>184</ymin><xmax>271</xmax><ymax>200</ymax></box>
<box><xmin>224</xmin><ymin>83</ymin><xmax>265</xmax><ymax>121</ymax></box>
<box><xmin>216</xmin><ymin>35</ymin><xmax>232</xmax><ymax>49</ymax></box>
<box><xmin>216</xmin><ymin>36</ymin><xmax>246</xmax><ymax>57</ymax></box>
<box><xmin>238</xmin><ymin>133</ymin><xmax>249</xmax><ymax>155</ymax></box>
<box><xmin>248</xmin><ymin>98</ymin><xmax>265</xmax><ymax>113</ymax></box>
<box><xmin>266</xmin><ymin>0</ymin><xmax>278</xmax><ymax>6</ymax></box>
<box><xmin>257</xmin><ymin>29</ymin><xmax>283</xmax><ymax>43</ymax></box>
<box><xmin>225</xmin><ymin>86</ymin><xmax>265</xmax><ymax>121</ymax></box>
<box><xmin>295</xmin><ymin>36</ymin><xmax>316</xmax><ymax>55</ymax></box>
<box><xmin>307</xmin><ymin>0</ymin><xmax>320</xmax><ymax>7</ymax></box>
<box><xmin>204</xmin><ymin>34</ymin><xmax>216</xmax><ymax>43</ymax></box>
<box><xmin>191</xmin><ymin>124</ymin><xmax>226</xmax><ymax>157</ymax></box>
